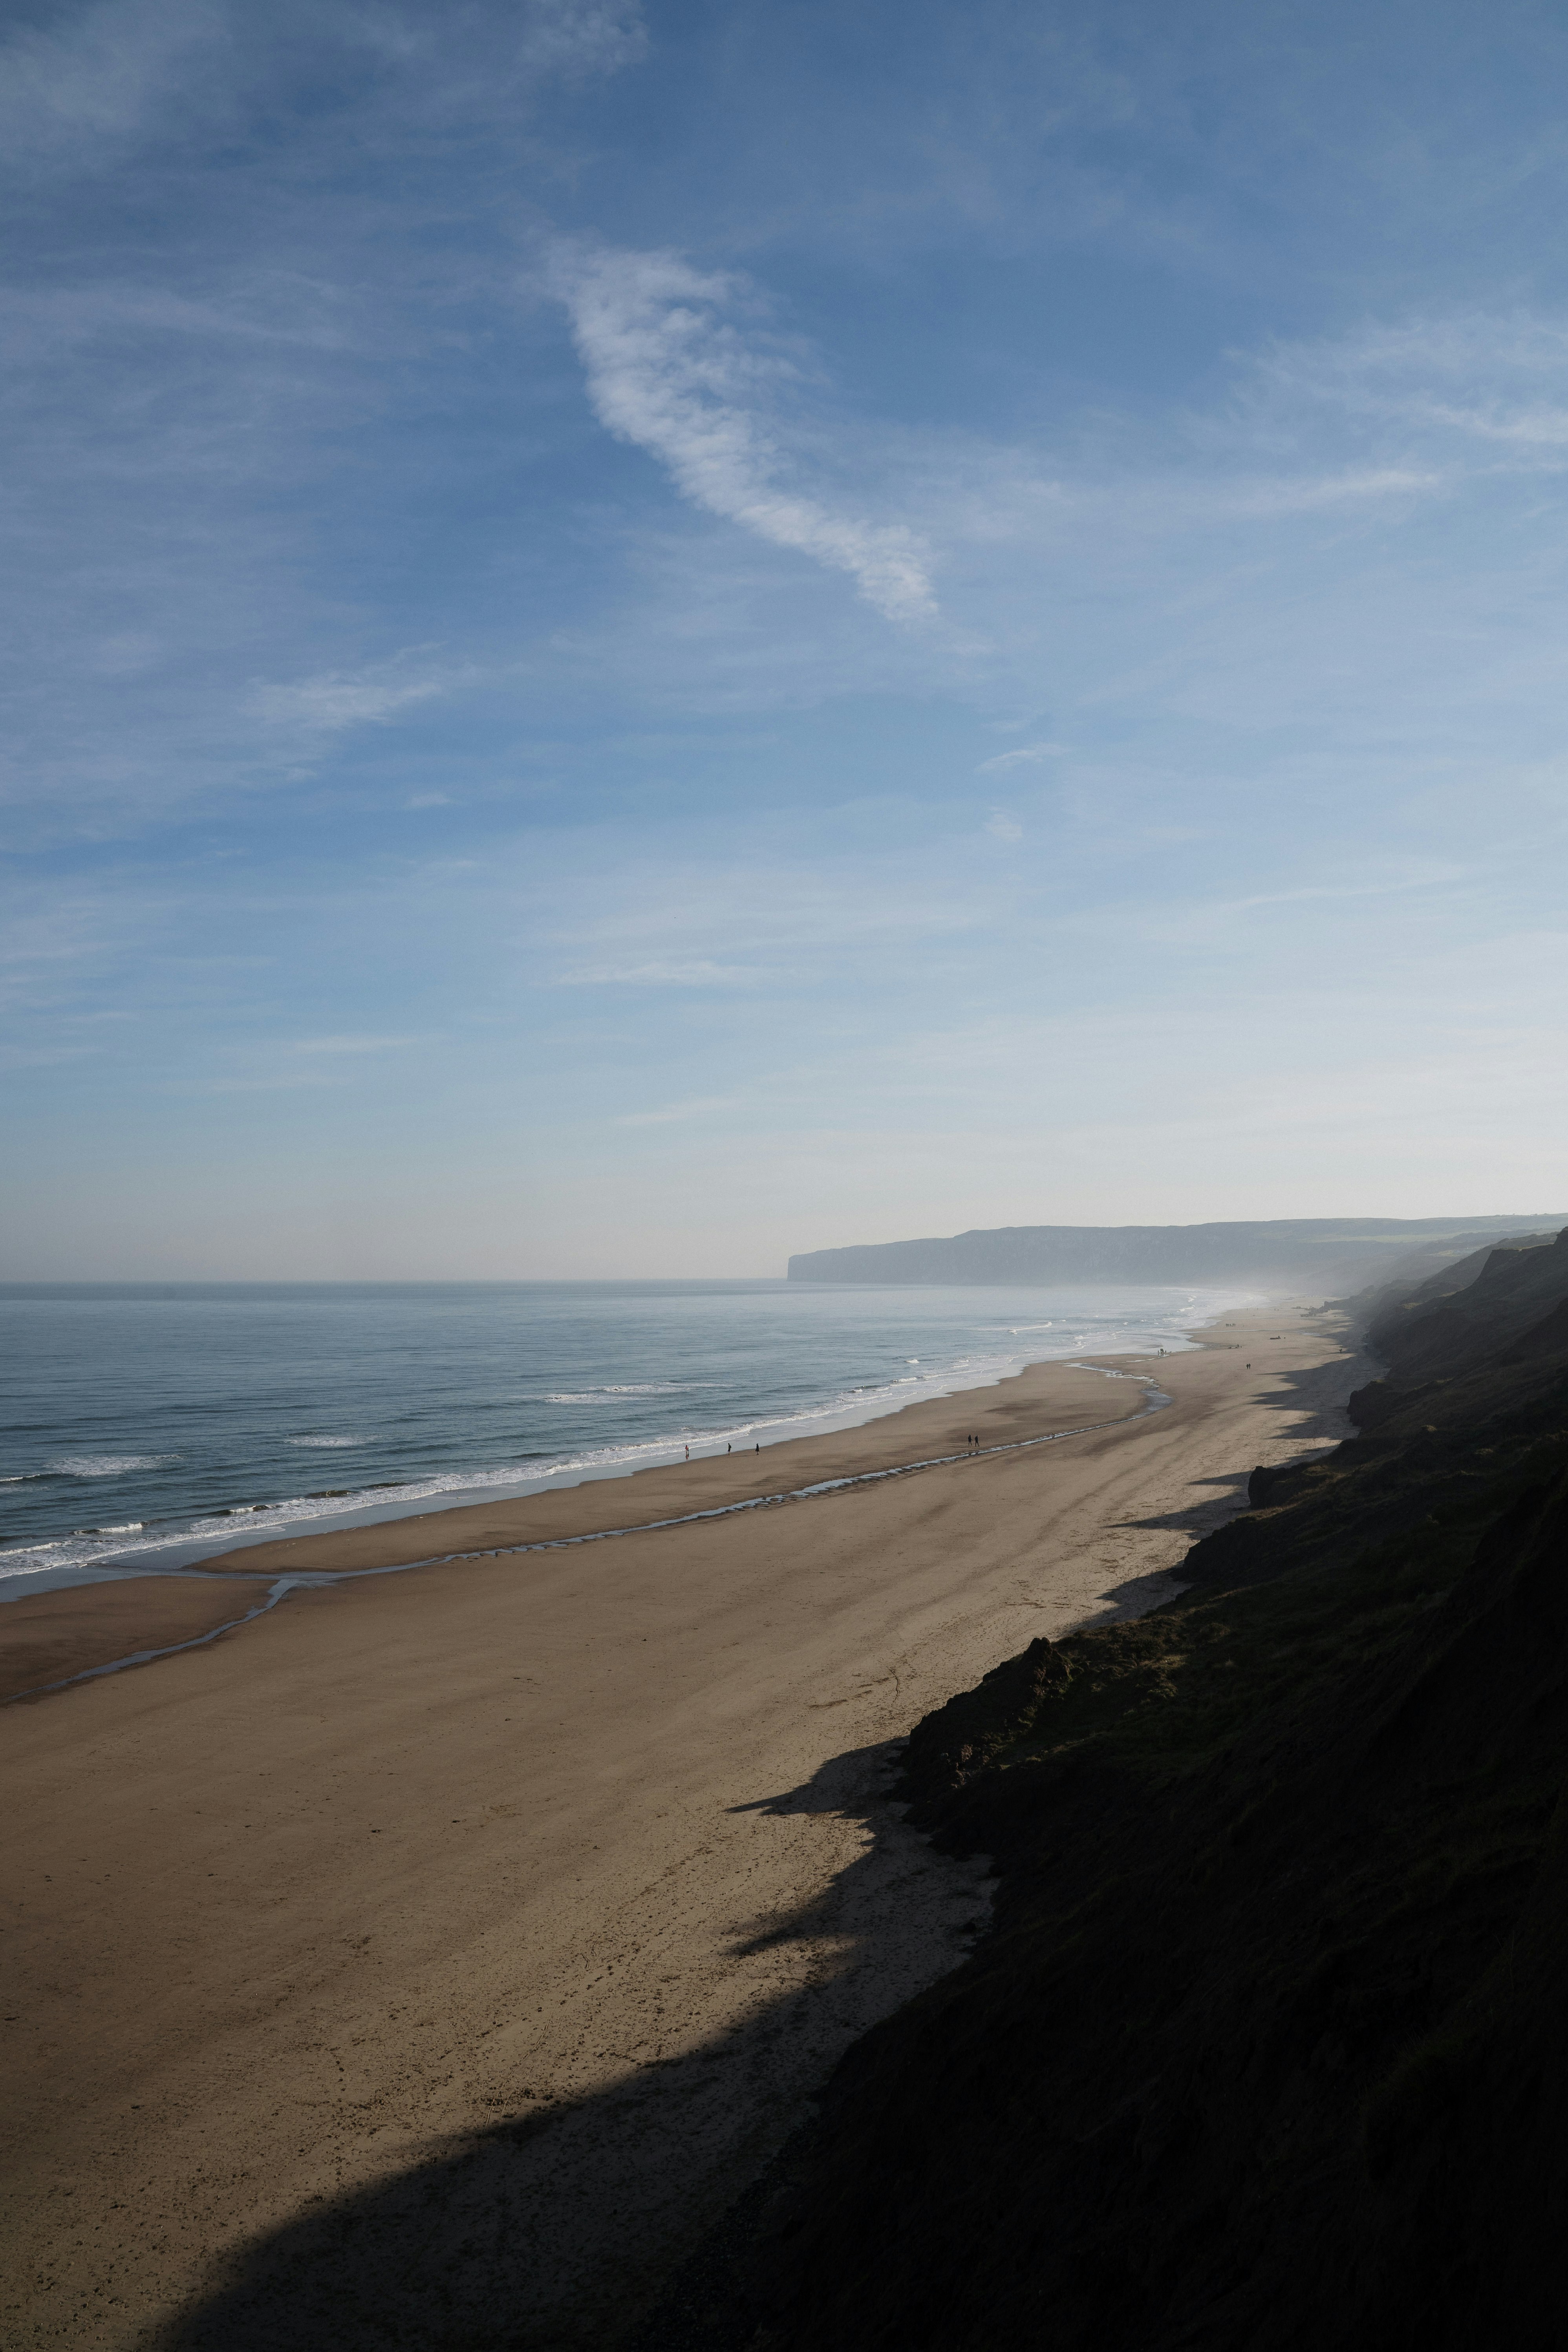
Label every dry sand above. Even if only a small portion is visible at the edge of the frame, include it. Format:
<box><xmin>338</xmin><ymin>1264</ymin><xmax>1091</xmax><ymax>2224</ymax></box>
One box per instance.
<box><xmin>1</xmin><ymin>1307</ymin><xmax>1365</xmax><ymax>2350</ymax></box>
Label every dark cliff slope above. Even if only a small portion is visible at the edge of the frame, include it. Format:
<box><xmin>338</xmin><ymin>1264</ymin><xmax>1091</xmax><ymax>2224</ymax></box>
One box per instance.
<box><xmin>786</xmin><ymin>1214</ymin><xmax>1565</xmax><ymax>1290</ymax></box>
<box><xmin>646</xmin><ymin>1231</ymin><xmax>1568</xmax><ymax>2352</ymax></box>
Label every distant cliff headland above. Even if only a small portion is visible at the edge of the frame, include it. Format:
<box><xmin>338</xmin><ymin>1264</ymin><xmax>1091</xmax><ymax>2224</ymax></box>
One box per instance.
<box><xmin>787</xmin><ymin>1214</ymin><xmax>1568</xmax><ymax>1294</ymax></box>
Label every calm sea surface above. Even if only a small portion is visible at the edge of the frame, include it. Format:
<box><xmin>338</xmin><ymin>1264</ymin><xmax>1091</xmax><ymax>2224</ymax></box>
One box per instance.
<box><xmin>0</xmin><ymin>1280</ymin><xmax>1251</xmax><ymax>1596</ymax></box>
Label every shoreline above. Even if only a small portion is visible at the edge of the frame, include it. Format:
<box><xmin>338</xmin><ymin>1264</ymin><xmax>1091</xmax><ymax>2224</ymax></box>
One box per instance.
<box><xmin>2</xmin><ymin>1354</ymin><xmax>1167</xmax><ymax>1702</ymax></box>
<box><xmin>1</xmin><ymin>1303</ymin><xmax>1362</xmax><ymax>2350</ymax></box>
<box><xmin>0</xmin><ymin>1288</ymin><xmax>1248</xmax><ymax>1598</ymax></box>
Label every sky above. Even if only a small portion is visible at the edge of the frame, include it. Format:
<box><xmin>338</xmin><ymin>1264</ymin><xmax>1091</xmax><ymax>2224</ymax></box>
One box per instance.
<box><xmin>5</xmin><ymin>0</ymin><xmax>1568</xmax><ymax>1278</ymax></box>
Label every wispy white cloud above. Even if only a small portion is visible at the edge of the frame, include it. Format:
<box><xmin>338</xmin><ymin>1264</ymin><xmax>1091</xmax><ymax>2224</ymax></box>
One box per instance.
<box><xmin>550</xmin><ymin>867</ymin><xmax>985</xmax><ymax>987</ymax></box>
<box><xmin>1426</xmin><ymin>404</ymin><xmax>1568</xmax><ymax>447</ymax></box>
<box><xmin>984</xmin><ymin>811</ymin><xmax>1023</xmax><ymax>842</ymax></box>
<box><xmin>0</xmin><ymin>280</ymin><xmax>354</xmax><ymax>354</ymax></box>
<box><xmin>1226</xmin><ymin>467</ymin><xmax>1440</xmax><ymax>516</ymax></box>
<box><xmin>0</xmin><ymin>0</ymin><xmax>646</xmax><ymax>178</ymax></box>
<box><xmin>247</xmin><ymin>667</ymin><xmax>445</xmax><ymax>730</ymax></box>
<box><xmin>1099</xmin><ymin>865</ymin><xmax>1466</xmax><ymax>952</ymax></box>
<box><xmin>1245</xmin><ymin>313</ymin><xmax>1568</xmax><ymax>461</ymax></box>
<box><xmin>198</xmin><ymin>1072</ymin><xmax>336</xmax><ymax>1093</ymax></box>
<box><xmin>976</xmin><ymin>741</ymin><xmax>1065</xmax><ymax>773</ymax></box>
<box><xmin>556</xmin><ymin>957</ymin><xmax>762</xmax><ymax>987</ymax></box>
<box><xmin>291</xmin><ymin>1033</ymin><xmax>425</xmax><ymax>1054</ymax></box>
<box><xmin>549</xmin><ymin>240</ymin><xmax>937</xmax><ymax>623</ymax></box>
<box><xmin>616</xmin><ymin>1092</ymin><xmax>743</xmax><ymax>1124</ymax></box>
<box><xmin>0</xmin><ymin>0</ymin><xmax>227</xmax><ymax>168</ymax></box>
<box><xmin>516</xmin><ymin>0</ymin><xmax>646</xmax><ymax>78</ymax></box>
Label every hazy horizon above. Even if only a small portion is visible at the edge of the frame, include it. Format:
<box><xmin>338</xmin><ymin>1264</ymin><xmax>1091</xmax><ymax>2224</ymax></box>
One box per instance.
<box><xmin>7</xmin><ymin>2</ymin><xmax>1568</xmax><ymax>1280</ymax></box>
<box><xmin>5</xmin><ymin>1212</ymin><xmax>1564</xmax><ymax>1288</ymax></box>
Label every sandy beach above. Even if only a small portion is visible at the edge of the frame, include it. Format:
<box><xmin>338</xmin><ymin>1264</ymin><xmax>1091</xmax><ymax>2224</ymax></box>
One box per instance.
<box><xmin>1</xmin><ymin>1307</ymin><xmax>1363</xmax><ymax>2350</ymax></box>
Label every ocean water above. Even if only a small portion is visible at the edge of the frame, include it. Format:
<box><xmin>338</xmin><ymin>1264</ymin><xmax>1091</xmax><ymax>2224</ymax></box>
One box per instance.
<box><xmin>0</xmin><ymin>1280</ymin><xmax>1250</xmax><ymax>1597</ymax></box>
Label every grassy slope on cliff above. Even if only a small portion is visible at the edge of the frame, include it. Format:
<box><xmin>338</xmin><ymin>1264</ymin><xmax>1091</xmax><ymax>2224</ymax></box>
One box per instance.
<box><xmin>646</xmin><ymin>1234</ymin><xmax>1568</xmax><ymax>2352</ymax></box>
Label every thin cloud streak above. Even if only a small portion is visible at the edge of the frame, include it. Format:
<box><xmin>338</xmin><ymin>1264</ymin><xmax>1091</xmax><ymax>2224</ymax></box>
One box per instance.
<box><xmin>0</xmin><ymin>0</ymin><xmax>648</xmax><ymax>178</ymax></box>
<box><xmin>556</xmin><ymin>958</ymin><xmax>763</xmax><ymax>987</ymax></box>
<box><xmin>291</xmin><ymin>1033</ymin><xmax>426</xmax><ymax>1054</ymax></box>
<box><xmin>549</xmin><ymin>239</ymin><xmax>938</xmax><ymax>623</ymax></box>
<box><xmin>248</xmin><ymin>669</ymin><xmax>447</xmax><ymax>730</ymax></box>
<box><xmin>976</xmin><ymin>742</ymin><xmax>1066</xmax><ymax>772</ymax></box>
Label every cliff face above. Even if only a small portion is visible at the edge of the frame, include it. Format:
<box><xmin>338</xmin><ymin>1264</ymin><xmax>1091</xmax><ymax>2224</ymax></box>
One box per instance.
<box><xmin>646</xmin><ymin>1230</ymin><xmax>1568</xmax><ymax>2352</ymax></box>
<box><xmin>785</xmin><ymin>1214</ymin><xmax>1567</xmax><ymax>1291</ymax></box>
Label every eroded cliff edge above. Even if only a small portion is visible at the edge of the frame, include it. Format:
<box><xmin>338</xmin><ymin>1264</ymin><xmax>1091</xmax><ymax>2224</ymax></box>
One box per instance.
<box><xmin>644</xmin><ymin>1230</ymin><xmax>1568</xmax><ymax>2352</ymax></box>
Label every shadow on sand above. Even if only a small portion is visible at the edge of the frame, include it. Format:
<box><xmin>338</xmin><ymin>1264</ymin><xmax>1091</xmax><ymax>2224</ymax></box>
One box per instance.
<box><xmin>144</xmin><ymin>1345</ymin><xmax>1360</xmax><ymax>2352</ymax></box>
<box><xmin>144</xmin><ymin>1741</ymin><xmax>990</xmax><ymax>2352</ymax></box>
<box><xmin>1090</xmin><ymin>1343</ymin><xmax>1373</xmax><ymax>1620</ymax></box>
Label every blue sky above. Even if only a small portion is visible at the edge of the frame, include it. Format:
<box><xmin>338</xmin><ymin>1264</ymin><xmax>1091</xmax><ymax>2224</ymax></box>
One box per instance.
<box><xmin>5</xmin><ymin>0</ymin><xmax>1568</xmax><ymax>1277</ymax></box>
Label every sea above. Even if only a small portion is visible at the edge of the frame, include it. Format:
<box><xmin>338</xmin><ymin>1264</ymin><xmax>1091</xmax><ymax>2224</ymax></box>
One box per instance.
<box><xmin>0</xmin><ymin>1280</ymin><xmax>1254</xmax><ymax>1601</ymax></box>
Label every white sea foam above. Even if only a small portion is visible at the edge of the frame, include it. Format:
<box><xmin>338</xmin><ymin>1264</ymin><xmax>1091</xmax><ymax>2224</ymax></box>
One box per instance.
<box><xmin>531</xmin><ymin>1383</ymin><xmax>714</xmax><ymax>1401</ymax></box>
<box><xmin>48</xmin><ymin>1454</ymin><xmax>175</xmax><ymax>1477</ymax></box>
<box><xmin>288</xmin><ymin>1436</ymin><xmax>366</xmax><ymax>1449</ymax></box>
<box><xmin>603</xmin><ymin>1382</ymin><xmax>714</xmax><ymax>1393</ymax></box>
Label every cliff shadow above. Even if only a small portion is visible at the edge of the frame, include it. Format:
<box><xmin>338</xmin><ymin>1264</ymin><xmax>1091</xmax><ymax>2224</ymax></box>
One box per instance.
<box><xmin>143</xmin><ymin>1743</ymin><xmax>990</xmax><ymax>2352</ymax></box>
<box><xmin>1087</xmin><ymin>1348</ymin><xmax>1376</xmax><ymax>1620</ymax></box>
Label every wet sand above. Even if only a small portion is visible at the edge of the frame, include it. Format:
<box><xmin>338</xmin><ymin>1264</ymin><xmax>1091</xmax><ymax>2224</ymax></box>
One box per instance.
<box><xmin>0</xmin><ymin>1309</ymin><xmax>1362</xmax><ymax>2349</ymax></box>
<box><xmin>0</xmin><ymin>1578</ymin><xmax>274</xmax><ymax>1705</ymax></box>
